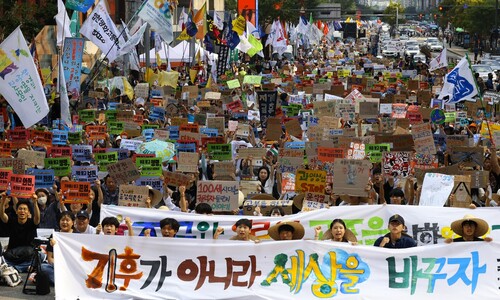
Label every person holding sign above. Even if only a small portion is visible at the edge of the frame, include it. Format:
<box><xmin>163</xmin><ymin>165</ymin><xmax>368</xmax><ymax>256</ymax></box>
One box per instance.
<box><xmin>315</xmin><ymin>219</ymin><xmax>358</xmax><ymax>244</ymax></box>
<box><xmin>374</xmin><ymin>215</ymin><xmax>417</xmax><ymax>249</ymax></box>
<box><xmin>0</xmin><ymin>192</ymin><xmax>40</xmax><ymax>272</ymax></box>
<box><xmin>445</xmin><ymin>214</ymin><xmax>493</xmax><ymax>243</ymax></box>
<box><xmin>268</xmin><ymin>221</ymin><xmax>305</xmax><ymax>241</ymax></box>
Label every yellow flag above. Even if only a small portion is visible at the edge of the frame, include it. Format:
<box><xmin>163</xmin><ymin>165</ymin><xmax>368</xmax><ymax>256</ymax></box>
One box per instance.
<box><xmin>158</xmin><ymin>71</ymin><xmax>179</xmax><ymax>88</ymax></box>
<box><xmin>206</xmin><ymin>74</ymin><xmax>212</xmax><ymax>88</ymax></box>
<box><xmin>232</xmin><ymin>15</ymin><xmax>246</xmax><ymax>36</ymax></box>
<box><xmin>156</xmin><ymin>52</ymin><xmax>162</xmax><ymax>66</ymax></box>
<box><xmin>122</xmin><ymin>78</ymin><xmax>134</xmax><ymax>100</ymax></box>
<box><xmin>177</xmin><ymin>29</ymin><xmax>190</xmax><ymax>41</ymax></box>
<box><xmin>189</xmin><ymin>68</ymin><xmax>198</xmax><ymax>83</ymax></box>
<box><xmin>193</xmin><ymin>2</ymin><xmax>206</xmax><ymax>40</ymax></box>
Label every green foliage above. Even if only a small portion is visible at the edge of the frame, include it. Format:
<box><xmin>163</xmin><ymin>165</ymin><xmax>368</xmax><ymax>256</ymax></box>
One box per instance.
<box><xmin>439</xmin><ymin>0</ymin><xmax>496</xmax><ymax>37</ymax></box>
<box><xmin>382</xmin><ymin>1</ymin><xmax>405</xmax><ymax>28</ymax></box>
<box><xmin>0</xmin><ymin>1</ymin><xmax>57</xmax><ymax>41</ymax></box>
<box><xmin>257</xmin><ymin>0</ymin><xmax>323</xmax><ymax>25</ymax></box>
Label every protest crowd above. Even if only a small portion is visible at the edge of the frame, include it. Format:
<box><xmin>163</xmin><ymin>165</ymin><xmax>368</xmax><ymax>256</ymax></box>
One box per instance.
<box><xmin>0</xmin><ymin>0</ymin><xmax>499</xmax><ymax>298</ymax></box>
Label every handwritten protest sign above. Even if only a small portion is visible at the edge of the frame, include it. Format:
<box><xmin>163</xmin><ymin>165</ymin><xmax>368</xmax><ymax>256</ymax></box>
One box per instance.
<box><xmin>118</xmin><ymin>184</ymin><xmax>149</xmax><ymax>207</ymax></box>
<box><xmin>226</xmin><ymin>79</ymin><xmax>241</xmax><ymax>89</ymax></box>
<box><xmin>295</xmin><ymin>169</ymin><xmax>327</xmax><ymax>193</ymax></box>
<box><xmin>317</xmin><ymin>147</ymin><xmax>344</xmax><ymax>162</ymax></box>
<box><xmin>17</xmin><ymin>149</ymin><xmax>45</xmax><ymax>167</ymax></box>
<box><xmin>177</xmin><ymin>152</ymin><xmax>199</xmax><ymax>173</ymax></box>
<box><xmin>419</xmin><ymin>173</ymin><xmax>455</xmax><ymax>207</ymax></box>
<box><xmin>411</xmin><ymin>123</ymin><xmax>436</xmax><ymax>154</ymax></box>
<box><xmin>0</xmin><ymin>158</ymin><xmax>24</xmax><ymax>174</ymax></box>
<box><xmin>207</xmin><ymin>144</ymin><xmax>232</xmax><ymax>160</ymax></box>
<box><xmin>207</xmin><ymin>117</ymin><xmax>225</xmax><ymax>134</ymax></box>
<box><xmin>212</xmin><ymin>161</ymin><xmax>236</xmax><ymax>181</ymax></box>
<box><xmin>197</xmin><ymin>181</ymin><xmax>239</xmax><ymax>211</ymax></box>
<box><xmin>107</xmin><ymin>158</ymin><xmax>141</xmax><ymax>185</ymax></box>
<box><xmin>239</xmin><ymin>181</ymin><xmax>260</xmax><ymax>199</ymax></box>
<box><xmin>242</xmin><ymin>199</ymin><xmax>294</xmax><ymax>216</ymax></box>
<box><xmin>71</xmin><ymin>165</ymin><xmax>98</xmax><ymax>182</ymax></box>
<box><xmin>9</xmin><ymin>174</ymin><xmax>35</xmax><ymax>198</ymax></box>
<box><xmin>382</xmin><ymin>151</ymin><xmax>413</xmax><ymax>178</ymax></box>
<box><xmin>162</xmin><ymin>171</ymin><xmax>191</xmax><ymax>187</ymax></box>
<box><xmin>332</xmin><ymin>159</ymin><xmax>372</xmax><ymax>197</ymax></box>
<box><xmin>301</xmin><ymin>199</ymin><xmax>329</xmax><ymax>212</ymax></box>
<box><xmin>60</xmin><ymin>181</ymin><xmax>91</xmax><ymax>204</ymax></box>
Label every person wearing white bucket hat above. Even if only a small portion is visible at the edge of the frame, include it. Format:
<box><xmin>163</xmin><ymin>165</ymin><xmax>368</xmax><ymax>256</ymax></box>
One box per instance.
<box><xmin>445</xmin><ymin>214</ymin><xmax>493</xmax><ymax>243</ymax></box>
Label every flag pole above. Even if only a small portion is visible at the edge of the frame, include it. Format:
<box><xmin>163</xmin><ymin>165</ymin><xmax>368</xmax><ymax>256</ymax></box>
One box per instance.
<box><xmin>465</xmin><ymin>53</ymin><xmax>494</xmax><ymax>146</ymax></box>
<box><xmin>82</xmin><ymin>0</ymin><xmax>148</xmax><ymax>97</ymax></box>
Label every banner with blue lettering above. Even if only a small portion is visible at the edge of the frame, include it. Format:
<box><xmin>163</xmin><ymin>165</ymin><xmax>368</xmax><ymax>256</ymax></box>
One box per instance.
<box><xmin>26</xmin><ymin>168</ymin><xmax>54</xmax><ymax>189</ymax></box>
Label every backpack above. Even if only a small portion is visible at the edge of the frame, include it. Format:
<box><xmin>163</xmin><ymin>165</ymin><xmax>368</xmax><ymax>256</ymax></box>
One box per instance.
<box><xmin>0</xmin><ymin>262</ymin><xmax>22</xmax><ymax>287</ymax></box>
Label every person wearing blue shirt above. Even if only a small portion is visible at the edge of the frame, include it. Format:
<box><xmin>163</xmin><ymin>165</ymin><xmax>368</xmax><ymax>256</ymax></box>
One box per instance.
<box><xmin>374</xmin><ymin>214</ymin><xmax>417</xmax><ymax>249</ymax></box>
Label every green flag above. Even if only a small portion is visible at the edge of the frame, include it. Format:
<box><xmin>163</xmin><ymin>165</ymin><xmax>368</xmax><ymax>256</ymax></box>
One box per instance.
<box><xmin>70</xmin><ymin>11</ymin><xmax>80</xmax><ymax>37</ymax></box>
<box><xmin>247</xmin><ymin>34</ymin><xmax>263</xmax><ymax>57</ymax></box>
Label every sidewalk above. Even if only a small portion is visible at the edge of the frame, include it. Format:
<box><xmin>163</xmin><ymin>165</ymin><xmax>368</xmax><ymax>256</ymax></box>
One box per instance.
<box><xmin>446</xmin><ymin>43</ymin><xmax>491</xmax><ymax>62</ymax></box>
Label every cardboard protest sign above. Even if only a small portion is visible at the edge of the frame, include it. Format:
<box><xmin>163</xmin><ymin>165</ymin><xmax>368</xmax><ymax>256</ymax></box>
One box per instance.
<box><xmin>239</xmin><ymin>180</ymin><xmax>260</xmax><ymax>199</ymax></box>
<box><xmin>449</xmin><ymin>175</ymin><xmax>472</xmax><ymax>207</ymax></box>
<box><xmin>118</xmin><ymin>184</ymin><xmax>150</xmax><ymax>207</ymax></box>
<box><xmin>461</xmin><ymin>170</ymin><xmax>489</xmax><ymax>189</ymax></box>
<box><xmin>9</xmin><ymin>174</ymin><xmax>35</xmax><ymax>198</ymax></box>
<box><xmin>382</xmin><ymin>151</ymin><xmax>413</xmax><ymax>178</ymax></box>
<box><xmin>60</xmin><ymin>181</ymin><xmax>92</xmax><ymax>204</ymax></box>
<box><xmin>17</xmin><ymin>149</ymin><xmax>45</xmax><ymax>167</ymax></box>
<box><xmin>284</xmin><ymin>119</ymin><xmax>302</xmax><ymax>137</ymax></box>
<box><xmin>213</xmin><ymin>161</ymin><xmax>236</xmax><ymax>181</ymax></box>
<box><xmin>134</xmin><ymin>83</ymin><xmax>149</xmax><ymax>98</ymax></box>
<box><xmin>295</xmin><ymin>169</ymin><xmax>327</xmax><ymax>194</ymax></box>
<box><xmin>0</xmin><ymin>158</ymin><xmax>24</xmax><ymax>174</ymax></box>
<box><xmin>197</xmin><ymin>181</ymin><xmax>239</xmax><ymax>211</ymax></box>
<box><xmin>419</xmin><ymin>173</ymin><xmax>455</xmax><ymax>207</ymax></box>
<box><xmin>136</xmin><ymin>157</ymin><xmax>162</xmax><ymax>176</ymax></box>
<box><xmin>332</xmin><ymin>159</ymin><xmax>372</xmax><ymax>197</ymax></box>
<box><xmin>411</xmin><ymin>123</ymin><xmax>436</xmax><ymax>154</ymax></box>
<box><xmin>450</xmin><ymin>147</ymin><xmax>484</xmax><ymax>167</ymax></box>
<box><xmin>177</xmin><ymin>152</ymin><xmax>199</xmax><ymax>173</ymax></box>
<box><xmin>301</xmin><ymin>199</ymin><xmax>329</xmax><ymax>212</ymax></box>
<box><xmin>346</xmin><ymin>142</ymin><xmax>366</xmax><ymax>160</ymax></box>
<box><xmin>237</xmin><ymin>148</ymin><xmax>267</xmax><ymax>159</ymax></box>
<box><xmin>317</xmin><ymin>147</ymin><xmax>344</xmax><ymax>162</ymax></box>
<box><xmin>207</xmin><ymin>117</ymin><xmax>225</xmax><ymax>135</ymax></box>
<box><xmin>375</xmin><ymin>134</ymin><xmax>414</xmax><ymax>151</ymax></box>
<box><xmin>266</xmin><ymin>117</ymin><xmax>282</xmax><ymax>141</ymax></box>
<box><xmin>107</xmin><ymin>158</ymin><xmax>141</xmax><ymax>185</ymax></box>
<box><xmin>359</xmin><ymin>101</ymin><xmax>379</xmax><ymax>119</ymax></box>
<box><xmin>242</xmin><ymin>199</ymin><xmax>294</xmax><ymax>216</ymax></box>
<box><xmin>163</xmin><ymin>171</ymin><xmax>191</xmax><ymax>187</ymax></box>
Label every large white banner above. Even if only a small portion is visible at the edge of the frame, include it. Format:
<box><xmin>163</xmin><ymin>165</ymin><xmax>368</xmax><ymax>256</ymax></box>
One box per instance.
<box><xmin>79</xmin><ymin>0</ymin><xmax>123</xmax><ymax>62</ymax></box>
<box><xmin>138</xmin><ymin>0</ymin><xmax>174</xmax><ymax>43</ymax></box>
<box><xmin>0</xmin><ymin>27</ymin><xmax>49</xmax><ymax>128</ymax></box>
<box><xmin>101</xmin><ymin>205</ymin><xmax>500</xmax><ymax>245</ymax></box>
<box><xmin>54</xmin><ymin>233</ymin><xmax>500</xmax><ymax>299</ymax></box>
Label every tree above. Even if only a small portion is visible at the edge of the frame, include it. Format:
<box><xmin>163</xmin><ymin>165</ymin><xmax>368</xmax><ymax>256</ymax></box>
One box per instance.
<box><xmin>257</xmin><ymin>0</ymin><xmax>323</xmax><ymax>25</ymax></box>
<box><xmin>382</xmin><ymin>1</ymin><xmax>405</xmax><ymax>35</ymax></box>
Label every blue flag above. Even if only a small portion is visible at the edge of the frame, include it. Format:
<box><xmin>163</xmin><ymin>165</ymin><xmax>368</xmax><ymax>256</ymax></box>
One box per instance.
<box><xmin>65</xmin><ymin>0</ymin><xmax>94</xmax><ymax>12</ymax></box>
<box><xmin>438</xmin><ymin>56</ymin><xmax>478</xmax><ymax>103</ymax></box>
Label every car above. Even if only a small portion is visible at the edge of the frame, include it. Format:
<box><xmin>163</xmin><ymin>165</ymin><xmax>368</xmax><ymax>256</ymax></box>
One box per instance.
<box><xmin>425</xmin><ymin>37</ymin><xmax>439</xmax><ymax>46</ymax></box>
<box><xmin>471</xmin><ymin>64</ymin><xmax>497</xmax><ymax>81</ymax></box>
<box><xmin>405</xmin><ymin>45</ymin><xmax>420</xmax><ymax>56</ymax></box>
<box><xmin>479</xmin><ymin>59</ymin><xmax>500</xmax><ymax>72</ymax></box>
<box><xmin>428</xmin><ymin>41</ymin><xmax>443</xmax><ymax>52</ymax></box>
<box><xmin>413</xmin><ymin>53</ymin><xmax>426</xmax><ymax>63</ymax></box>
<box><xmin>382</xmin><ymin>46</ymin><xmax>399</xmax><ymax>57</ymax></box>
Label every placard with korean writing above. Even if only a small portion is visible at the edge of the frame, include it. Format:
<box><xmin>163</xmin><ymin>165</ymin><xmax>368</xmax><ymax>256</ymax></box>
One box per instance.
<box><xmin>71</xmin><ymin>145</ymin><xmax>93</xmax><ymax>162</ymax></box>
<box><xmin>118</xmin><ymin>184</ymin><xmax>149</xmax><ymax>207</ymax></box>
<box><xmin>295</xmin><ymin>169</ymin><xmax>327</xmax><ymax>194</ymax></box>
<box><xmin>365</xmin><ymin>144</ymin><xmax>390</xmax><ymax>163</ymax></box>
<box><xmin>9</xmin><ymin>174</ymin><xmax>35</xmax><ymax>198</ymax></box>
<box><xmin>257</xmin><ymin>91</ymin><xmax>277</xmax><ymax>128</ymax></box>
<box><xmin>44</xmin><ymin>157</ymin><xmax>71</xmax><ymax>176</ymax></box>
<box><xmin>17</xmin><ymin>149</ymin><xmax>45</xmax><ymax>168</ymax></box>
<box><xmin>47</xmin><ymin>146</ymin><xmax>72</xmax><ymax>158</ymax></box>
<box><xmin>26</xmin><ymin>168</ymin><xmax>54</xmax><ymax>189</ymax></box>
<box><xmin>411</xmin><ymin>123</ymin><xmax>436</xmax><ymax>154</ymax></box>
<box><xmin>0</xmin><ymin>141</ymin><xmax>12</xmax><ymax>157</ymax></box>
<box><xmin>61</xmin><ymin>181</ymin><xmax>91</xmax><ymax>204</ymax></box>
<box><xmin>419</xmin><ymin>173</ymin><xmax>455</xmax><ymax>207</ymax></box>
<box><xmin>207</xmin><ymin>144</ymin><xmax>232</xmax><ymax>161</ymax></box>
<box><xmin>382</xmin><ymin>151</ymin><xmax>413</xmax><ymax>178</ymax></box>
<box><xmin>332</xmin><ymin>159</ymin><xmax>372</xmax><ymax>197</ymax></box>
<box><xmin>71</xmin><ymin>165</ymin><xmax>98</xmax><ymax>183</ymax></box>
<box><xmin>317</xmin><ymin>147</ymin><xmax>344</xmax><ymax>163</ymax></box>
<box><xmin>162</xmin><ymin>171</ymin><xmax>191</xmax><ymax>187</ymax></box>
<box><xmin>107</xmin><ymin>158</ymin><xmax>141</xmax><ymax>185</ymax></box>
<box><xmin>197</xmin><ymin>181</ymin><xmax>239</xmax><ymax>211</ymax></box>
<box><xmin>0</xmin><ymin>158</ymin><xmax>25</xmax><ymax>174</ymax></box>
<box><xmin>94</xmin><ymin>152</ymin><xmax>118</xmax><ymax>172</ymax></box>
<box><xmin>136</xmin><ymin>157</ymin><xmax>162</xmax><ymax>176</ymax></box>
<box><xmin>0</xmin><ymin>169</ymin><xmax>11</xmax><ymax>190</ymax></box>
<box><xmin>177</xmin><ymin>152</ymin><xmax>199</xmax><ymax>173</ymax></box>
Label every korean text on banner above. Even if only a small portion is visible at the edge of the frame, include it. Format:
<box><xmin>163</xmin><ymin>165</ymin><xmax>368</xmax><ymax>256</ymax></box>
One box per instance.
<box><xmin>61</xmin><ymin>38</ymin><xmax>84</xmax><ymax>98</ymax></box>
<box><xmin>0</xmin><ymin>27</ymin><xmax>49</xmax><ymax>128</ymax></box>
<box><xmin>138</xmin><ymin>0</ymin><xmax>174</xmax><ymax>43</ymax></box>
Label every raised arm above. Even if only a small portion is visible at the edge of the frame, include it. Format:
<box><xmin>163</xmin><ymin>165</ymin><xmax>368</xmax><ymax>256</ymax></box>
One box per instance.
<box><xmin>32</xmin><ymin>193</ymin><xmax>41</xmax><ymax>225</ymax></box>
<box><xmin>0</xmin><ymin>192</ymin><xmax>9</xmax><ymax>223</ymax></box>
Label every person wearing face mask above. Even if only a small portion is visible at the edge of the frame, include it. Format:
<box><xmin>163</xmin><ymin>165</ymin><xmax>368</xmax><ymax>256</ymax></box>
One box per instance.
<box><xmin>36</xmin><ymin>188</ymin><xmax>60</xmax><ymax>230</ymax></box>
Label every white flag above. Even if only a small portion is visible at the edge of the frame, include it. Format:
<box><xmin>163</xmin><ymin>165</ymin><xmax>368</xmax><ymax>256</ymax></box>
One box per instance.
<box><xmin>58</xmin><ymin>58</ymin><xmax>72</xmax><ymax>128</ymax></box>
<box><xmin>79</xmin><ymin>0</ymin><xmax>123</xmax><ymax>62</ymax></box>
<box><xmin>0</xmin><ymin>27</ymin><xmax>49</xmax><ymax>128</ymax></box>
<box><xmin>438</xmin><ymin>56</ymin><xmax>478</xmax><ymax>103</ymax></box>
<box><xmin>270</xmin><ymin>20</ymin><xmax>287</xmax><ymax>56</ymax></box>
<box><xmin>117</xmin><ymin>23</ymin><xmax>148</xmax><ymax>57</ymax></box>
<box><xmin>429</xmin><ymin>48</ymin><xmax>448</xmax><ymax>71</ymax></box>
<box><xmin>236</xmin><ymin>34</ymin><xmax>253</xmax><ymax>53</ymax></box>
<box><xmin>55</xmin><ymin>0</ymin><xmax>71</xmax><ymax>47</ymax></box>
<box><xmin>246</xmin><ymin>21</ymin><xmax>260</xmax><ymax>38</ymax></box>
<box><xmin>179</xmin><ymin>7</ymin><xmax>189</xmax><ymax>28</ymax></box>
<box><xmin>213</xmin><ymin>12</ymin><xmax>224</xmax><ymax>30</ymax></box>
<box><xmin>138</xmin><ymin>0</ymin><xmax>173</xmax><ymax>43</ymax></box>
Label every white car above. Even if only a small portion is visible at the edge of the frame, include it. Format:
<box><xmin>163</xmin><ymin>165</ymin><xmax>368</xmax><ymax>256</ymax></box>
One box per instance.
<box><xmin>405</xmin><ymin>45</ymin><xmax>420</xmax><ymax>56</ymax></box>
<box><xmin>382</xmin><ymin>47</ymin><xmax>399</xmax><ymax>57</ymax></box>
<box><xmin>413</xmin><ymin>53</ymin><xmax>426</xmax><ymax>63</ymax></box>
<box><xmin>428</xmin><ymin>41</ymin><xmax>443</xmax><ymax>52</ymax></box>
<box><xmin>472</xmin><ymin>64</ymin><xmax>496</xmax><ymax>81</ymax></box>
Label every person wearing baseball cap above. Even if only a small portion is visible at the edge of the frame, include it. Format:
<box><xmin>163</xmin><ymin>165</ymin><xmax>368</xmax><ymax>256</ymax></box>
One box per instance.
<box><xmin>374</xmin><ymin>214</ymin><xmax>417</xmax><ymax>248</ymax></box>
